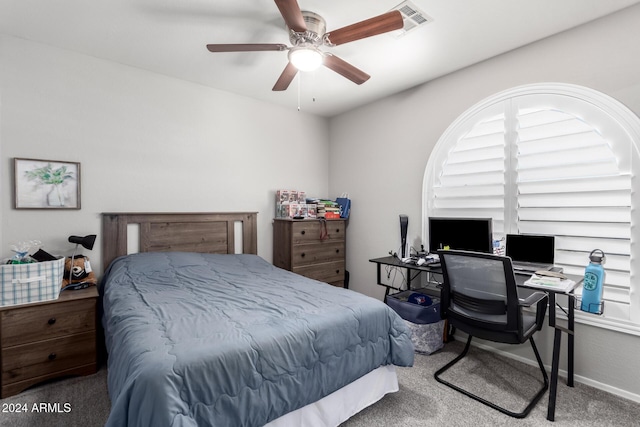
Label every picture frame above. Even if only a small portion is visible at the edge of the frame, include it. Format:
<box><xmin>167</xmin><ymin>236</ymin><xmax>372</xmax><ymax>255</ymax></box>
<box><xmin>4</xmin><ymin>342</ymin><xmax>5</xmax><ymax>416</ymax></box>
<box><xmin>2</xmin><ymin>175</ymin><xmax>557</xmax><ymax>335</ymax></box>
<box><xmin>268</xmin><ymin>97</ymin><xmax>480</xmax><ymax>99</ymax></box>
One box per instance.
<box><xmin>14</xmin><ymin>158</ymin><xmax>81</xmax><ymax>209</ymax></box>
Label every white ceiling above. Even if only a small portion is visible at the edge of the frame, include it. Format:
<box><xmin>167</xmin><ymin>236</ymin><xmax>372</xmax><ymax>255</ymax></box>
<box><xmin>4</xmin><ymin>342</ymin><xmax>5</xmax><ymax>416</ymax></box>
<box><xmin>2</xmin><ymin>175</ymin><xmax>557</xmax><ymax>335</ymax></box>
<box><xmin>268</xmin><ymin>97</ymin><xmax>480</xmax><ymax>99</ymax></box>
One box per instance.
<box><xmin>2</xmin><ymin>0</ymin><xmax>639</xmax><ymax>117</ymax></box>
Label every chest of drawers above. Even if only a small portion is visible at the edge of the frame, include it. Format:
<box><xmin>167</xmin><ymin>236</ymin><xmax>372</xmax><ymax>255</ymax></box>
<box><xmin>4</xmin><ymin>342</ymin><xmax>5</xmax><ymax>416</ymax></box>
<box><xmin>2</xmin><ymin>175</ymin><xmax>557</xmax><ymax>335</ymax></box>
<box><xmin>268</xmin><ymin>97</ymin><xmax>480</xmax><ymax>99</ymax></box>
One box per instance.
<box><xmin>0</xmin><ymin>286</ymin><xmax>98</xmax><ymax>398</ymax></box>
<box><xmin>273</xmin><ymin>218</ymin><xmax>346</xmax><ymax>287</ymax></box>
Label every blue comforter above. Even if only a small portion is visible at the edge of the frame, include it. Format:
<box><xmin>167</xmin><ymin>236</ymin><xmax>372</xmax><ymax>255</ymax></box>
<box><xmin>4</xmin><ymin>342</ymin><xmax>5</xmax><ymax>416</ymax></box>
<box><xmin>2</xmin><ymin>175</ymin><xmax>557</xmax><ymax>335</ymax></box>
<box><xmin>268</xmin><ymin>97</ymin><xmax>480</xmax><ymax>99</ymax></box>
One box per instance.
<box><xmin>101</xmin><ymin>252</ymin><xmax>414</xmax><ymax>427</ymax></box>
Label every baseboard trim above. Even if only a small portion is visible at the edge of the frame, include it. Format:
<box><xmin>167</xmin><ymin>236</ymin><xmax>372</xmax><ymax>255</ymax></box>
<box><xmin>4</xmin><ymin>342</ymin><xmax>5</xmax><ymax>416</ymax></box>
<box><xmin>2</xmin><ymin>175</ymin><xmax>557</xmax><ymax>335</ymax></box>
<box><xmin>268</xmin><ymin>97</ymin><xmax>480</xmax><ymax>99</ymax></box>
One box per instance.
<box><xmin>467</xmin><ymin>338</ymin><xmax>640</xmax><ymax>404</ymax></box>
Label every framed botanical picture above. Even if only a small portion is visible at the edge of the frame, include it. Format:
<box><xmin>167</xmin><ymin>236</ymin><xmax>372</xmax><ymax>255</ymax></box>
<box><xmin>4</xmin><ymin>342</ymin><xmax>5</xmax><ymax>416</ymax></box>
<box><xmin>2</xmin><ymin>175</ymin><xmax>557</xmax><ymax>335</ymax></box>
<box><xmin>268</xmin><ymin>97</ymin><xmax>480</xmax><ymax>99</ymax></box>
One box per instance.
<box><xmin>14</xmin><ymin>158</ymin><xmax>81</xmax><ymax>209</ymax></box>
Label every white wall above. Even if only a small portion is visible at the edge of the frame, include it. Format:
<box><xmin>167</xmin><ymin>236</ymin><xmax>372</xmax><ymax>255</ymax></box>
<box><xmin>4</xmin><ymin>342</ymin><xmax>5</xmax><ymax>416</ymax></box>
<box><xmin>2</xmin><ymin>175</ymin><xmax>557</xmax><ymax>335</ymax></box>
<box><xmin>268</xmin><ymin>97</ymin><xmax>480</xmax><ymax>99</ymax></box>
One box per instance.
<box><xmin>329</xmin><ymin>5</ymin><xmax>640</xmax><ymax>400</ymax></box>
<box><xmin>0</xmin><ymin>35</ymin><xmax>330</xmax><ymax>273</ymax></box>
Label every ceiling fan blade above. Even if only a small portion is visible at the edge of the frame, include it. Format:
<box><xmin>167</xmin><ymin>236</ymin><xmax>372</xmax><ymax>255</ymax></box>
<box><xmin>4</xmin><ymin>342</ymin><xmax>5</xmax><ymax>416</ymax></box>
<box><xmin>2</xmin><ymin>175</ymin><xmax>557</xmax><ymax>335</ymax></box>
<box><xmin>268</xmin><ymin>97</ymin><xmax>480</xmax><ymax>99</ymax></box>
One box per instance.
<box><xmin>272</xmin><ymin>62</ymin><xmax>299</xmax><ymax>91</ymax></box>
<box><xmin>206</xmin><ymin>44</ymin><xmax>287</xmax><ymax>53</ymax></box>
<box><xmin>323</xmin><ymin>54</ymin><xmax>370</xmax><ymax>85</ymax></box>
<box><xmin>324</xmin><ymin>10</ymin><xmax>404</xmax><ymax>46</ymax></box>
<box><xmin>274</xmin><ymin>0</ymin><xmax>307</xmax><ymax>33</ymax></box>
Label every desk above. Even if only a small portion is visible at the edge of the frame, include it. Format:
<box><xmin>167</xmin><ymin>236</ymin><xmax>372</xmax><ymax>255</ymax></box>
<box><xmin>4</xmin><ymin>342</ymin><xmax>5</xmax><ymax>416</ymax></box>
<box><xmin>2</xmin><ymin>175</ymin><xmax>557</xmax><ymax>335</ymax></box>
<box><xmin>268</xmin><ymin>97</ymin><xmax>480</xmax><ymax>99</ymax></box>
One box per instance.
<box><xmin>370</xmin><ymin>256</ymin><xmax>442</xmax><ymax>301</ymax></box>
<box><xmin>370</xmin><ymin>256</ymin><xmax>581</xmax><ymax>421</ymax></box>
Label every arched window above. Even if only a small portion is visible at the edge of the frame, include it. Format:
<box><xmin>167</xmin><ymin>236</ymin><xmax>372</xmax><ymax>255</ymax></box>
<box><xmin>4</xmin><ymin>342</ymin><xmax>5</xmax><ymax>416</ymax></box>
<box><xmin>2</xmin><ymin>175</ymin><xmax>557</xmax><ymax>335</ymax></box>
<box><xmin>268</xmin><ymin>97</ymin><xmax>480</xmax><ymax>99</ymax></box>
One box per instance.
<box><xmin>423</xmin><ymin>83</ymin><xmax>640</xmax><ymax>330</ymax></box>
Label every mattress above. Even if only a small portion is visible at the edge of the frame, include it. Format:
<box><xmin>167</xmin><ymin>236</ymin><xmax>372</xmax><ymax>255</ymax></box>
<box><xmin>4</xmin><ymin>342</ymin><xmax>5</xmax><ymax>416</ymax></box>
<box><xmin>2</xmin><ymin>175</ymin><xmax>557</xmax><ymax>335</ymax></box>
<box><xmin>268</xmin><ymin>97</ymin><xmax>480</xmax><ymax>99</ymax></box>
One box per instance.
<box><xmin>101</xmin><ymin>252</ymin><xmax>414</xmax><ymax>426</ymax></box>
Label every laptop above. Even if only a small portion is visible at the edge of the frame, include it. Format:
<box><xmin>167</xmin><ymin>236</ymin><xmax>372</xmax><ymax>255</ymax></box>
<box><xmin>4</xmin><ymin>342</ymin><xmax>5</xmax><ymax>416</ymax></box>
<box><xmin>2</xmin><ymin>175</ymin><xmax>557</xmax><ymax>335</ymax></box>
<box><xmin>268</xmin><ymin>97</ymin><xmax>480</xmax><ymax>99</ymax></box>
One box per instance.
<box><xmin>506</xmin><ymin>234</ymin><xmax>555</xmax><ymax>273</ymax></box>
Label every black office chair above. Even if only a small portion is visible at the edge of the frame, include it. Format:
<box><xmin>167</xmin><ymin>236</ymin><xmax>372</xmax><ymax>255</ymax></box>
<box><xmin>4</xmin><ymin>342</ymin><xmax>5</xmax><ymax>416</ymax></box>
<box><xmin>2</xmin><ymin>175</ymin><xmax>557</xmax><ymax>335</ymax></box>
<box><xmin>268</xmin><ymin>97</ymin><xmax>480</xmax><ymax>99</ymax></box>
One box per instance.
<box><xmin>434</xmin><ymin>250</ymin><xmax>549</xmax><ymax>418</ymax></box>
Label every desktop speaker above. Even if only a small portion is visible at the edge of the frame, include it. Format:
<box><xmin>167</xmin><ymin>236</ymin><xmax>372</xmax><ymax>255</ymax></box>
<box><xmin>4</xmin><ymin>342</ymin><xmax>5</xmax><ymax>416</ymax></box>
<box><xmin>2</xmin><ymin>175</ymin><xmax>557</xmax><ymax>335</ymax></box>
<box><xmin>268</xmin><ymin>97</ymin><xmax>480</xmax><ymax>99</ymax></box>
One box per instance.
<box><xmin>400</xmin><ymin>215</ymin><xmax>408</xmax><ymax>258</ymax></box>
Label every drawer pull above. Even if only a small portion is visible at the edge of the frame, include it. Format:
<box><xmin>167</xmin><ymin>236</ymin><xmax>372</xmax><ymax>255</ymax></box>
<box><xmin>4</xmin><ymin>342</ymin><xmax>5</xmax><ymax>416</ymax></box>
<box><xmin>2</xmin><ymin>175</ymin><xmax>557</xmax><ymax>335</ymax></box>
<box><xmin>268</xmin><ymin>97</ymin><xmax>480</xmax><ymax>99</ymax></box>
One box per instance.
<box><xmin>336</xmin><ymin>249</ymin><xmax>340</xmax><ymax>253</ymax></box>
<box><xmin>48</xmin><ymin>317</ymin><xmax>57</xmax><ymax>325</ymax></box>
<box><xmin>336</xmin><ymin>229</ymin><xmax>340</xmax><ymax>233</ymax></box>
<box><xmin>301</xmin><ymin>230</ymin><xmax>306</xmax><ymax>235</ymax></box>
<box><xmin>336</xmin><ymin>270</ymin><xmax>341</xmax><ymax>274</ymax></box>
<box><xmin>301</xmin><ymin>253</ymin><xmax>306</xmax><ymax>258</ymax></box>
<box><xmin>48</xmin><ymin>353</ymin><xmax>57</xmax><ymax>361</ymax></box>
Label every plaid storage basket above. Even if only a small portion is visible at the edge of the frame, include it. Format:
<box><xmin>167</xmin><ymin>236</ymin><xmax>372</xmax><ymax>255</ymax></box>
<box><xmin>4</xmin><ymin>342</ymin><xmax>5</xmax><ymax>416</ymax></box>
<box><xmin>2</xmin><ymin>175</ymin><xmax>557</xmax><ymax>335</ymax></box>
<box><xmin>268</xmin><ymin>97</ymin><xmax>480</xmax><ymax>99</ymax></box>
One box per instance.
<box><xmin>0</xmin><ymin>258</ymin><xmax>64</xmax><ymax>307</ymax></box>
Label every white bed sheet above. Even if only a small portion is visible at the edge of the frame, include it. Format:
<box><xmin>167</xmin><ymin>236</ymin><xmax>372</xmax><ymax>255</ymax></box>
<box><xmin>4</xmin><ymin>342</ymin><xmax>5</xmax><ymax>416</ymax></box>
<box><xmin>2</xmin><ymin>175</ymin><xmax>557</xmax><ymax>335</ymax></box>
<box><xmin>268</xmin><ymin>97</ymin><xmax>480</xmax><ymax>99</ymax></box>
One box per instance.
<box><xmin>266</xmin><ymin>365</ymin><xmax>398</xmax><ymax>427</ymax></box>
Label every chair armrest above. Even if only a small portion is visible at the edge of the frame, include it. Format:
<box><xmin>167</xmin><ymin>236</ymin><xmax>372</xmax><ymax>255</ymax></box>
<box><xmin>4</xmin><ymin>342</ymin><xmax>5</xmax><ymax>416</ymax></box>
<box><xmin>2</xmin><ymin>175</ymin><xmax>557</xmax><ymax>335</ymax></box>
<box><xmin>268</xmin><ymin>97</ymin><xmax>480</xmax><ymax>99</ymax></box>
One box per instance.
<box><xmin>519</xmin><ymin>291</ymin><xmax>549</xmax><ymax>331</ymax></box>
<box><xmin>518</xmin><ymin>291</ymin><xmax>547</xmax><ymax>307</ymax></box>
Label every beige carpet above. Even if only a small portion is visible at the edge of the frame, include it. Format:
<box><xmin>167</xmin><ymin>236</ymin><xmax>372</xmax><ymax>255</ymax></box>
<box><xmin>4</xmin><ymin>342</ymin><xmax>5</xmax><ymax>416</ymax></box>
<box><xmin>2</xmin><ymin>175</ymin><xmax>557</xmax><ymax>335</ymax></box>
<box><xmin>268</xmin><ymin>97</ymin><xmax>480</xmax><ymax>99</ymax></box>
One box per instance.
<box><xmin>1</xmin><ymin>340</ymin><xmax>639</xmax><ymax>426</ymax></box>
<box><xmin>0</xmin><ymin>367</ymin><xmax>110</xmax><ymax>427</ymax></box>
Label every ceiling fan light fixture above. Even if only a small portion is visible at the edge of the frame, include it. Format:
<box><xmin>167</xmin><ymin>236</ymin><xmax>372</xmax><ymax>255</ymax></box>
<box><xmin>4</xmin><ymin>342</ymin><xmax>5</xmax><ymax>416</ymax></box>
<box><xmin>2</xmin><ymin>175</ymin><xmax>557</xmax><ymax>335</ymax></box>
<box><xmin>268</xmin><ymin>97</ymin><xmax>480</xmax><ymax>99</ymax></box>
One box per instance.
<box><xmin>288</xmin><ymin>47</ymin><xmax>323</xmax><ymax>72</ymax></box>
<box><xmin>206</xmin><ymin>3</ymin><xmax>405</xmax><ymax>91</ymax></box>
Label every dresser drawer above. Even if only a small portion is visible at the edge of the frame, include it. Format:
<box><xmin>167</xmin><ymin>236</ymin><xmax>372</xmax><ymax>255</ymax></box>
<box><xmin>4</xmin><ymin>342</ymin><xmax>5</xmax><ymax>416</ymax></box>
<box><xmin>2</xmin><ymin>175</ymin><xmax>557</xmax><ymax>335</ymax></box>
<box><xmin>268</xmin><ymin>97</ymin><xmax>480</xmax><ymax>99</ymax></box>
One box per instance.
<box><xmin>290</xmin><ymin>221</ymin><xmax>345</xmax><ymax>244</ymax></box>
<box><xmin>1</xmin><ymin>331</ymin><xmax>96</xmax><ymax>385</ymax></box>
<box><xmin>293</xmin><ymin>261</ymin><xmax>345</xmax><ymax>284</ymax></box>
<box><xmin>291</xmin><ymin>242</ymin><xmax>345</xmax><ymax>267</ymax></box>
<box><xmin>1</xmin><ymin>299</ymin><xmax>95</xmax><ymax>348</ymax></box>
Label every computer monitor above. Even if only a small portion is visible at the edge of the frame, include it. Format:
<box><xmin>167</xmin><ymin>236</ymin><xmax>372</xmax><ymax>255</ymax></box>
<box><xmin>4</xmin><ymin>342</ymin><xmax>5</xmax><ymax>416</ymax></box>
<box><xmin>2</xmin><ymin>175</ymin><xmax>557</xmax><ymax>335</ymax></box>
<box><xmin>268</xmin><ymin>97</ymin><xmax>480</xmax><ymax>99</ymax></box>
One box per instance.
<box><xmin>428</xmin><ymin>217</ymin><xmax>493</xmax><ymax>254</ymax></box>
<box><xmin>506</xmin><ymin>234</ymin><xmax>555</xmax><ymax>264</ymax></box>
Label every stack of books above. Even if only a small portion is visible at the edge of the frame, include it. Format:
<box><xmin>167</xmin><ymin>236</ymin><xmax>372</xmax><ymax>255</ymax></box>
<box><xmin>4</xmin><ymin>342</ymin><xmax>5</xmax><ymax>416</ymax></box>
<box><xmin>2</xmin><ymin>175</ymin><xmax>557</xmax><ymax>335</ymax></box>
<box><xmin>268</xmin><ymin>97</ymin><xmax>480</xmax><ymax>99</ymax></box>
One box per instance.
<box><xmin>316</xmin><ymin>200</ymin><xmax>341</xmax><ymax>219</ymax></box>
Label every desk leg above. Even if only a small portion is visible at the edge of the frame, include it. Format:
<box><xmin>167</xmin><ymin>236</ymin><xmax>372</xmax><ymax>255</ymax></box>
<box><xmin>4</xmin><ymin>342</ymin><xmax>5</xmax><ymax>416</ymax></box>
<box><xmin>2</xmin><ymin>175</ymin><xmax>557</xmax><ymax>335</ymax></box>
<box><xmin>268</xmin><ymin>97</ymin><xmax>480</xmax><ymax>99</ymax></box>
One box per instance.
<box><xmin>548</xmin><ymin>292</ymin><xmax>556</xmax><ymax>328</ymax></box>
<box><xmin>376</xmin><ymin>263</ymin><xmax>390</xmax><ymax>303</ymax></box>
<box><xmin>547</xmin><ymin>327</ymin><xmax>562</xmax><ymax>421</ymax></box>
<box><xmin>567</xmin><ymin>295</ymin><xmax>575</xmax><ymax>387</ymax></box>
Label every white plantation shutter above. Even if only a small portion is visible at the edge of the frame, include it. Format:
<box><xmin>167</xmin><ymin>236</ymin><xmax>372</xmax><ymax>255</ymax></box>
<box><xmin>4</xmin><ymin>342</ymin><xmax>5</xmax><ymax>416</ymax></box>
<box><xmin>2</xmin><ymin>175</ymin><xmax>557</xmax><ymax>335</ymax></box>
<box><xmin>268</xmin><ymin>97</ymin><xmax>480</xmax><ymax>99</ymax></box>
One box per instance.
<box><xmin>423</xmin><ymin>84</ymin><xmax>640</xmax><ymax>326</ymax></box>
<box><xmin>427</xmin><ymin>103</ymin><xmax>508</xmax><ymax>235</ymax></box>
<box><xmin>514</xmin><ymin>102</ymin><xmax>632</xmax><ymax>320</ymax></box>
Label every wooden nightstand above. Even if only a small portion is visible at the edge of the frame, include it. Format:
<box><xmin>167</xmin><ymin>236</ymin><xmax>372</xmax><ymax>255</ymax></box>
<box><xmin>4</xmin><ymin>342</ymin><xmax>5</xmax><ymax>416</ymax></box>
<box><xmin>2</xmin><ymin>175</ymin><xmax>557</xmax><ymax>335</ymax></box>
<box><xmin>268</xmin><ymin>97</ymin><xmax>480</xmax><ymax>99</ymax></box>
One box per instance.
<box><xmin>0</xmin><ymin>286</ymin><xmax>98</xmax><ymax>398</ymax></box>
<box><xmin>273</xmin><ymin>218</ymin><xmax>346</xmax><ymax>287</ymax></box>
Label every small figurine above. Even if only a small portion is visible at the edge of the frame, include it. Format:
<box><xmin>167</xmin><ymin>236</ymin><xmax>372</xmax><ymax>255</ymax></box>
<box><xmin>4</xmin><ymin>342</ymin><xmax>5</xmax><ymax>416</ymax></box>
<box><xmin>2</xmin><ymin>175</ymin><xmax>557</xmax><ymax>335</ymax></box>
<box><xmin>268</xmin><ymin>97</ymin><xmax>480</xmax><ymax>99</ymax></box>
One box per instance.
<box><xmin>62</xmin><ymin>255</ymin><xmax>97</xmax><ymax>290</ymax></box>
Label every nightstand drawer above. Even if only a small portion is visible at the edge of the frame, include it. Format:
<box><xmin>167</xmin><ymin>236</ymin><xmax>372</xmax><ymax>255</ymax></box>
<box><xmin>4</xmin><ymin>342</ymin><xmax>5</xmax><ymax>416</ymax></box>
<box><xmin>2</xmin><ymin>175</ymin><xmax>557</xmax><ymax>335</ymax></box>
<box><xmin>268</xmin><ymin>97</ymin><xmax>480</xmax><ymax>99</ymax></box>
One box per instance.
<box><xmin>0</xmin><ymin>299</ymin><xmax>95</xmax><ymax>347</ymax></box>
<box><xmin>291</xmin><ymin>221</ymin><xmax>345</xmax><ymax>244</ymax></box>
<box><xmin>292</xmin><ymin>242</ymin><xmax>344</xmax><ymax>266</ymax></box>
<box><xmin>1</xmin><ymin>332</ymin><xmax>96</xmax><ymax>385</ymax></box>
<box><xmin>293</xmin><ymin>261</ymin><xmax>345</xmax><ymax>284</ymax></box>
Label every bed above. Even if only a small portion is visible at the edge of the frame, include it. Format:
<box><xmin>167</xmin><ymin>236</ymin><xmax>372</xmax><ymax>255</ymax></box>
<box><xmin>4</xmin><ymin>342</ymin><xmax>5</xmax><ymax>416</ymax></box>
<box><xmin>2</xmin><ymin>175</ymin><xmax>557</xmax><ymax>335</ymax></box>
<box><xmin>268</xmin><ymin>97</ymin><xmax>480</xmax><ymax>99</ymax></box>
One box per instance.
<box><xmin>100</xmin><ymin>212</ymin><xmax>414</xmax><ymax>427</ymax></box>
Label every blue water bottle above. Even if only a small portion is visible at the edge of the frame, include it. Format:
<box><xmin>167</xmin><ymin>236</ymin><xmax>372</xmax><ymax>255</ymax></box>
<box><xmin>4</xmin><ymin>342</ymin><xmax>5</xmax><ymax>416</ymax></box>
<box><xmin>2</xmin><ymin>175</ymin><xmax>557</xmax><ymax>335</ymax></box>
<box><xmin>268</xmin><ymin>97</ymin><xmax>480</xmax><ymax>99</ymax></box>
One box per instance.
<box><xmin>581</xmin><ymin>249</ymin><xmax>605</xmax><ymax>314</ymax></box>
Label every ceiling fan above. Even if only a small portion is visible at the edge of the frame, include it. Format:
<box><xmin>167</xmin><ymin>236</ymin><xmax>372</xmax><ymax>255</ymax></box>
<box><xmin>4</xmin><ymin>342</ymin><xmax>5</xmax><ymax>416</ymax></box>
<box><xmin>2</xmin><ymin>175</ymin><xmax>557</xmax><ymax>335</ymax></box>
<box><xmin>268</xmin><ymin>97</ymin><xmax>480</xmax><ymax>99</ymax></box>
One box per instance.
<box><xmin>206</xmin><ymin>0</ymin><xmax>404</xmax><ymax>91</ymax></box>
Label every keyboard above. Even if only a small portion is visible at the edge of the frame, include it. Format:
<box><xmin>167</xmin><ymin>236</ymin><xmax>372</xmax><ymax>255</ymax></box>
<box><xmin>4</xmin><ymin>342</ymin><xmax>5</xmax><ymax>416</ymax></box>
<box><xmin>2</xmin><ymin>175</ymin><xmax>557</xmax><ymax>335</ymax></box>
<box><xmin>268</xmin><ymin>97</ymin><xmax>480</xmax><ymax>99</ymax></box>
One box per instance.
<box><xmin>512</xmin><ymin>262</ymin><xmax>553</xmax><ymax>273</ymax></box>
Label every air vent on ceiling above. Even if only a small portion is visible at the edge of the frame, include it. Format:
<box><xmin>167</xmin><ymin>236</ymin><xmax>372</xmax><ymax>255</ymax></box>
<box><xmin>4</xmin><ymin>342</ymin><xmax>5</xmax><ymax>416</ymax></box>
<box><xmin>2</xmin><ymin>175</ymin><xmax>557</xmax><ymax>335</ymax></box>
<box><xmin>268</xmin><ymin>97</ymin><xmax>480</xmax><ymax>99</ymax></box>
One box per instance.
<box><xmin>389</xmin><ymin>1</ymin><xmax>433</xmax><ymax>36</ymax></box>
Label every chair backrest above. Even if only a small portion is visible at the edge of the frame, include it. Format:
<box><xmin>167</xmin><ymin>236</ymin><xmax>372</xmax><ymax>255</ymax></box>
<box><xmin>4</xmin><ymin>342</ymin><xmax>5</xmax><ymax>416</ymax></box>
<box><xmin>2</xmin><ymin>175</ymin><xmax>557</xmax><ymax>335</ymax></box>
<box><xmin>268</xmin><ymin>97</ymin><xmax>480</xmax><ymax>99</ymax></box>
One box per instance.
<box><xmin>438</xmin><ymin>250</ymin><xmax>520</xmax><ymax>333</ymax></box>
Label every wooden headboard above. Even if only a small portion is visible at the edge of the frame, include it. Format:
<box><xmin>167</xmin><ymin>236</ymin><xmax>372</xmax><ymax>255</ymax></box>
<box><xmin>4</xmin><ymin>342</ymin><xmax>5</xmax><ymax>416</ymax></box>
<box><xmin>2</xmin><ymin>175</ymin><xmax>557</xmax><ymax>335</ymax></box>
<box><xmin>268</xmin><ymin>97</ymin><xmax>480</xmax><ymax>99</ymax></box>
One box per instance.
<box><xmin>102</xmin><ymin>212</ymin><xmax>258</xmax><ymax>269</ymax></box>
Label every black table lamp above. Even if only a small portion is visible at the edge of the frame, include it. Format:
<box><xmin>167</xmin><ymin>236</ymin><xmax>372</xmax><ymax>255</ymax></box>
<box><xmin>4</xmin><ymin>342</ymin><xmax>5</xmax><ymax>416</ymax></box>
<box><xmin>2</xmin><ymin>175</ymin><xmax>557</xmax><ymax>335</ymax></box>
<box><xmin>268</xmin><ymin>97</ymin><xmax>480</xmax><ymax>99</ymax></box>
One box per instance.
<box><xmin>68</xmin><ymin>235</ymin><xmax>97</xmax><ymax>251</ymax></box>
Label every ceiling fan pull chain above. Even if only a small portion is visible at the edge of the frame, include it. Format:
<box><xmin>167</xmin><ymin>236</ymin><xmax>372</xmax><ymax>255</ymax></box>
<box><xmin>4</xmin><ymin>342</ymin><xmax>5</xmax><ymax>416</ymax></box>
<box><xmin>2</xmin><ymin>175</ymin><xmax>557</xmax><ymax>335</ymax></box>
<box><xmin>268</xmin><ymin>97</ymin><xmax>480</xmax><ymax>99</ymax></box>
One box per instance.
<box><xmin>312</xmin><ymin>71</ymin><xmax>316</xmax><ymax>103</ymax></box>
<box><xmin>297</xmin><ymin>73</ymin><xmax>301</xmax><ymax>111</ymax></box>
